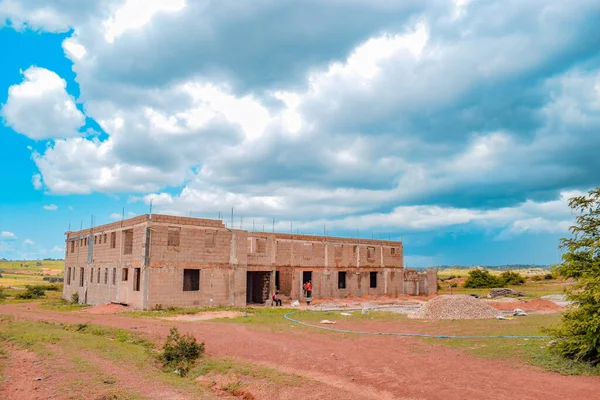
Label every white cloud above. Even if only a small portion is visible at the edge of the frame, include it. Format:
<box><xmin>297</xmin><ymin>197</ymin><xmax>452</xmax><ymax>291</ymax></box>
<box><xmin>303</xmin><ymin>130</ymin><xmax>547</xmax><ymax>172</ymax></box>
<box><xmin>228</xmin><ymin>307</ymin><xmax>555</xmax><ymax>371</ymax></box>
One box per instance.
<box><xmin>103</xmin><ymin>0</ymin><xmax>186</xmax><ymax>43</ymax></box>
<box><xmin>23</xmin><ymin>238</ymin><xmax>35</xmax><ymax>246</ymax></box>
<box><xmin>43</xmin><ymin>204</ymin><xmax>58</xmax><ymax>211</ymax></box>
<box><xmin>51</xmin><ymin>245</ymin><xmax>64</xmax><ymax>253</ymax></box>
<box><xmin>1</xmin><ymin>67</ymin><xmax>85</xmax><ymax>140</ymax></box>
<box><xmin>32</xmin><ymin>173</ymin><xmax>43</xmax><ymax>190</ymax></box>
<box><xmin>109</xmin><ymin>212</ymin><xmax>122</xmax><ymax>220</ymax></box>
<box><xmin>1</xmin><ymin>231</ymin><xmax>16</xmax><ymax>239</ymax></box>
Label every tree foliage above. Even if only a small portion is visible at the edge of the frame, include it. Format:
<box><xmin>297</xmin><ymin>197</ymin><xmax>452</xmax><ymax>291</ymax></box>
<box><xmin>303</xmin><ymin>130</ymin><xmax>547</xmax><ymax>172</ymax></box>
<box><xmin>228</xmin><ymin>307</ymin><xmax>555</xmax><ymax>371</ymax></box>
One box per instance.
<box><xmin>464</xmin><ymin>270</ymin><xmax>501</xmax><ymax>288</ymax></box>
<box><xmin>548</xmin><ymin>188</ymin><xmax>600</xmax><ymax>366</ymax></box>
<box><xmin>499</xmin><ymin>271</ymin><xmax>526</xmax><ymax>285</ymax></box>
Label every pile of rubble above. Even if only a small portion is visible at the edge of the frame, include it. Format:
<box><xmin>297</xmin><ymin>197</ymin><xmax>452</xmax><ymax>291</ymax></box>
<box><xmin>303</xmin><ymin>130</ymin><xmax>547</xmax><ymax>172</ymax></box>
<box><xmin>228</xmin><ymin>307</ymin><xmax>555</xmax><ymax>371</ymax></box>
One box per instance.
<box><xmin>488</xmin><ymin>288</ymin><xmax>525</xmax><ymax>298</ymax></box>
<box><xmin>408</xmin><ymin>295</ymin><xmax>500</xmax><ymax>320</ymax></box>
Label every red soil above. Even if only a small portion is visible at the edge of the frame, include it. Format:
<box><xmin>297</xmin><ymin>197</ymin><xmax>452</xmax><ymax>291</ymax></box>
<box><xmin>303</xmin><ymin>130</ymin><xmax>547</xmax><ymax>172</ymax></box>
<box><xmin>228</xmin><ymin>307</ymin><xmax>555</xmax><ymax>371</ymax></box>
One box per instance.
<box><xmin>78</xmin><ymin>302</ymin><xmax>132</xmax><ymax>314</ymax></box>
<box><xmin>1</xmin><ymin>302</ymin><xmax>598</xmax><ymax>400</ymax></box>
<box><xmin>486</xmin><ymin>299</ymin><xmax>565</xmax><ymax>312</ymax></box>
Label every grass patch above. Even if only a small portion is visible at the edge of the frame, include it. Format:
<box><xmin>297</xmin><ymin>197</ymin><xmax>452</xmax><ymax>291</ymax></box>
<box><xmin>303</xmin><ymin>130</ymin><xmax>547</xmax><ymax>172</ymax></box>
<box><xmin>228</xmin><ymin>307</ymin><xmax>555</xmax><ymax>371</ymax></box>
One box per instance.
<box><xmin>40</xmin><ymin>298</ymin><xmax>89</xmax><ymax>311</ymax></box>
<box><xmin>438</xmin><ymin>280</ymin><xmax>571</xmax><ymax>298</ymax></box>
<box><xmin>195</xmin><ymin>357</ymin><xmax>306</xmax><ymax>386</ymax></box>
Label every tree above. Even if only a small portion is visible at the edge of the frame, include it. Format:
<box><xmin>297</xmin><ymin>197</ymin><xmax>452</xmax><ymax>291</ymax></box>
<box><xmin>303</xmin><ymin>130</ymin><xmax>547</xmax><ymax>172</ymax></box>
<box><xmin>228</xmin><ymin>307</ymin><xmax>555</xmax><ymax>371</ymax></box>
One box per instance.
<box><xmin>548</xmin><ymin>187</ymin><xmax>600</xmax><ymax>365</ymax></box>
<box><xmin>499</xmin><ymin>271</ymin><xmax>525</xmax><ymax>285</ymax></box>
<box><xmin>463</xmin><ymin>270</ymin><xmax>501</xmax><ymax>288</ymax></box>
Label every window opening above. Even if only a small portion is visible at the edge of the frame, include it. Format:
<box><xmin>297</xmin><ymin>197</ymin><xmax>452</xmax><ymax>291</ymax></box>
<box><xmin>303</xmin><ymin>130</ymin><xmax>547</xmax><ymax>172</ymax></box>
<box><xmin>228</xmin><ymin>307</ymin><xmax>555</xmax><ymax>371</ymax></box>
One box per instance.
<box><xmin>123</xmin><ymin>229</ymin><xmax>133</xmax><ymax>254</ymax></box>
<box><xmin>133</xmin><ymin>268</ymin><xmax>141</xmax><ymax>291</ymax></box>
<box><xmin>167</xmin><ymin>227</ymin><xmax>180</xmax><ymax>247</ymax></box>
<box><xmin>338</xmin><ymin>271</ymin><xmax>347</xmax><ymax>289</ymax></box>
<box><xmin>370</xmin><ymin>271</ymin><xmax>377</xmax><ymax>288</ymax></box>
<box><xmin>183</xmin><ymin>269</ymin><xmax>200</xmax><ymax>291</ymax></box>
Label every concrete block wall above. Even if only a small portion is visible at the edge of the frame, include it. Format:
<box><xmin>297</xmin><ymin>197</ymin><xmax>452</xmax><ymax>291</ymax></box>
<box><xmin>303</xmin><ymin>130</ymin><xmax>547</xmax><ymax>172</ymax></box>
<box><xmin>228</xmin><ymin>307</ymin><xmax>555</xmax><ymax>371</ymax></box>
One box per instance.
<box><xmin>63</xmin><ymin>214</ymin><xmax>435</xmax><ymax>309</ymax></box>
<box><xmin>146</xmin><ymin>265</ymin><xmax>245</xmax><ymax>309</ymax></box>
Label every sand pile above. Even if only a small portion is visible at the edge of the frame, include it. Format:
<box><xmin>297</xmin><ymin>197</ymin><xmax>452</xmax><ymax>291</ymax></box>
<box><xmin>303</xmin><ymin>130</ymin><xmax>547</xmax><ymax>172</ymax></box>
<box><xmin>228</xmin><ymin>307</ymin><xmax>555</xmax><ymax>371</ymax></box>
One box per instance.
<box><xmin>409</xmin><ymin>295</ymin><xmax>500</xmax><ymax>320</ymax></box>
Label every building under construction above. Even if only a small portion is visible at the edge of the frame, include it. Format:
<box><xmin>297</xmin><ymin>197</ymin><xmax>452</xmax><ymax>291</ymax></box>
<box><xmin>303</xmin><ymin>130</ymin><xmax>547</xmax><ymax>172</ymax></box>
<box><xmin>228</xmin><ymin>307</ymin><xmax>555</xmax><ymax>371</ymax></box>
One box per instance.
<box><xmin>62</xmin><ymin>214</ymin><xmax>437</xmax><ymax>309</ymax></box>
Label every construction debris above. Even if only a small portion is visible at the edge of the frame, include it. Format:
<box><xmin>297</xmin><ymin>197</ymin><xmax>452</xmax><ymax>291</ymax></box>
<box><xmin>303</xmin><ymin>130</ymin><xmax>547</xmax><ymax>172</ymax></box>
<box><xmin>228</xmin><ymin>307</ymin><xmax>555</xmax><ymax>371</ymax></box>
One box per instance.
<box><xmin>513</xmin><ymin>308</ymin><xmax>528</xmax><ymax>316</ymax></box>
<box><xmin>408</xmin><ymin>295</ymin><xmax>500</xmax><ymax>320</ymax></box>
<box><xmin>488</xmin><ymin>288</ymin><xmax>526</xmax><ymax>298</ymax></box>
<box><xmin>319</xmin><ymin>320</ymin><xmax>337</xmax><ymax>324</ymax></box>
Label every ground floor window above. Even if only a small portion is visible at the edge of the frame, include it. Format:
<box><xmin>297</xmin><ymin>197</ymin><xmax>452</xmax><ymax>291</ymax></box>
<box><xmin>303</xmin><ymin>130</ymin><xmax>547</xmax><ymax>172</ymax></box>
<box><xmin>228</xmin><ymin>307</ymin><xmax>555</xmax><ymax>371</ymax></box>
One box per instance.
<box><xmin>338</xmin><ymin>271</ymin><xmax>346</xmax><ymax>289</ymax></box>
<box><xmin>122</xmin><ymin>268</ymin><xmax>128</xmax><ymax>281</ymax></box>
<box><xmin>370</xmin><ymin>271</ymin><xmax>377</xmax><ymax>288</ymax></box>
<box><xmin>183</xmin><ymin>269</ymin><xmax>200</xmax><ymax>291</ymax></box>
<box><xmin>67</xmin><ymin>267</ymin><xmax>71</xmax><ymax>285</ymax></box>
<box><xmin>133</xmin><ymin>268</ymin><xmax>141</xmax><ymax>291</ymax></box>
<box><xmin>79</xmin><ymin>267</ymin><xmax>84</xmax><ymax>287</ymax></box>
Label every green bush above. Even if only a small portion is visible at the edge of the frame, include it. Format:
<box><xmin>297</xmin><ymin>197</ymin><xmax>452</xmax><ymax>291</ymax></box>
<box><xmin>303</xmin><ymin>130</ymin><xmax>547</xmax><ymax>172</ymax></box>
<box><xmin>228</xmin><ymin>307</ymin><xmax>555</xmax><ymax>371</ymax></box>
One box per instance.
<box><xmin>531</xmin><ymin>275</ymin><xmax>542</xmax><ymax>281</ymax></box>
<box><xmin>544</xmin><ymin>273</ymin><xmax>554</xmax><ymax>280</ymax></box>
<box><xmin>158</xmin><ymin>327</ymin><xmax>205</xmax><ymax>376</ymax></box>
<box><xmin>0</xmin><ymin>269</ymin><xmax>3</xmax><ymax>278</ymax></box>
<box><xmin>499</xmin><ymin>271</ymin><xmax>525</xmax><ymax>285</ymax></box>
<box><xmin>15</xmin><ymin>285</ymin><xmax>46</xmax><ymax>299</ymax></box>
<box><xmin>463</xmin><ymin>270</ymin><xmax>501</xmax><ymax>288</ymax></box>
<box><xmin>71</xmin><ymin>292</ymin><xmax>79</xmax><ymax>304</ymax></box>
<box><xmin>0</xmin><ymin>287</ymin><xmax>6</xmax><ymax>299</ymax></box>
<box><xmin>43</xmin><ymin>276</ymin><xmax>64</xmax><ymax>283</ymax></box>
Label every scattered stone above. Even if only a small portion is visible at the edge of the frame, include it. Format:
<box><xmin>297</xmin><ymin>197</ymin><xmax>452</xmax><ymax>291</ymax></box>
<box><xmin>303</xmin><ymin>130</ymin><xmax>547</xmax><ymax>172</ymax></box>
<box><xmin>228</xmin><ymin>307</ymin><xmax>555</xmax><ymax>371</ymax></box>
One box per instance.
<box><xmin>409</xmin><ymin>295</ymin><xmax>500</xmax><ymax>320</ymax></box>
<box><xmin>33</xmin><ymin>377</ymin><xmax>43</xmax><ymax>381</ymax></box>
<box><xmin>488</xmin><ymin>288</ymin><xmax>526</xmax><ymax>298</ymax></box>
<box><xmin>319</xmin><ymin>320</ymin><xmax>336</xmax><ymax>324</ymax></box>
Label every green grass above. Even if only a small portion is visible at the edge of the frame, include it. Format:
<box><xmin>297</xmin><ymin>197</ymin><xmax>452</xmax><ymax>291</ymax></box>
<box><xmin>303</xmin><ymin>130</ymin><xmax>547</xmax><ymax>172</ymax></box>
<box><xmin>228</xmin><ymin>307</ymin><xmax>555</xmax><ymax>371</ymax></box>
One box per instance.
<box><xmin>0</xmin><ymin>259</ymin><xmax>64</xmax><ymax>272</ymax></box>
<box><xmin>0</xmin><ymin>260</ymin><xmax>64</xmax><ymax>290</ymax></box>
<box><xmin>194</xmin><ymin>357</ymin><xmax>306</xmax><ymax>386</ymax></box>
<box><xmin>0</xmin><ymin>316</ymin><xmax>312</xmax><ymax>396</ymax></box>
<box><xmin>438</xmin><ymin>279</ymin><xmax>570</xmax><ymax>298</ymax></box>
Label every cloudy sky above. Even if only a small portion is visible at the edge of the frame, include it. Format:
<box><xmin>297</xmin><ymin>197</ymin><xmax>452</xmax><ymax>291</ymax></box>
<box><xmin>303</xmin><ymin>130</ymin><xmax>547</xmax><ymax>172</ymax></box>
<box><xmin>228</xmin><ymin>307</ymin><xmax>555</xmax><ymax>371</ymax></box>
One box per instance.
<box><xmin>0</xmin><ymin>0</ymin><xmax>599</xmax><ymax>265</ymax></box>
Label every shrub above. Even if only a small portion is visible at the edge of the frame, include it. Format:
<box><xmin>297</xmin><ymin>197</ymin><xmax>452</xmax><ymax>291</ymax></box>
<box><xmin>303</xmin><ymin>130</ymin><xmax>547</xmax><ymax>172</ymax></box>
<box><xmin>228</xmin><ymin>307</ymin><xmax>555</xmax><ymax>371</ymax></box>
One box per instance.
<box><xmin>43</xmin><ymin>276</ymin><xmax>64</xmax><ymax>283</ymax></box>
<box><xmin>0</xmin><ymin>287</ymin><xmax>6</xmax><ymax>299</ymax></box>
<box><xmin>71</xmin><ymin>292</ymin><xmax>79</xmax><ymax>304</ymax></box>
<box><xmin>15</xmin><ymin>285</ymin><xmax>46</xmax><ymax>299</ymax></box>
<box><xmin>0</xmin><ymin>269</ymin><xmax>3</xmax><ymax>278</ymax></box>
<box><xmin>499</xmin><ymin>271</ymin><xmax>525</xmax><ymax>286</ymax></box>
<box><xmin>463</xmin><ymin>270</ymin><xmax>501</xmax><ymax>288</ymax></box>
<box><xmin>448</xmin><ymin>282</ymin><xmax>458</xmax><ymax>288</ymax></box>
<box><xmin>158</xmin><ymin>327</ymin><xmax>205</xmax><ymax>376</ymax></box>
<box><xmin>531</xmin><ymin>275</ymin><xmax>542</xmax><ymax>281</ymax></box>
<box><xmin>544</xmin><ymin>273</ymin><xmax>554</xmax><ymax>280</ymax></box>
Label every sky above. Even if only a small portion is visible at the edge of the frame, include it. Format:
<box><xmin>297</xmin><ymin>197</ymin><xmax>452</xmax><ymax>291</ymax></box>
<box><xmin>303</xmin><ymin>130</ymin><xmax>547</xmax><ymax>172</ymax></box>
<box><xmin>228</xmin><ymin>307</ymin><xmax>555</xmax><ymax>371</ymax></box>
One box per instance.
<box><xmin>0</xmin><ymin>0</ymin><xmax>599</xmax><ymax>266</ymax></box>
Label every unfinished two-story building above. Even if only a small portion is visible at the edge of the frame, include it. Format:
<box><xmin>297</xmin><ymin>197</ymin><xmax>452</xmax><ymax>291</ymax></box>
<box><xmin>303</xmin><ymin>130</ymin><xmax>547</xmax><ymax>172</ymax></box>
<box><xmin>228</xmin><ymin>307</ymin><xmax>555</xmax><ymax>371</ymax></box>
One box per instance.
<box><xmin>63</xmin><ymin>214</ymin><xmax>436</xmax><ymax>309</ymax></box>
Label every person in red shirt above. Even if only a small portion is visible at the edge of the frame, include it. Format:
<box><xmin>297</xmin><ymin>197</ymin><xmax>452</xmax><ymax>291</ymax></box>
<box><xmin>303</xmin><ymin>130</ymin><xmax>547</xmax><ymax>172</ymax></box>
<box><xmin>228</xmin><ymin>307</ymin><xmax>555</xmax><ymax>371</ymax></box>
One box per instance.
<box><xmin>306</xmin><ymin>281</ymin><xmax>312</xmax><ymax>298</ymax></box>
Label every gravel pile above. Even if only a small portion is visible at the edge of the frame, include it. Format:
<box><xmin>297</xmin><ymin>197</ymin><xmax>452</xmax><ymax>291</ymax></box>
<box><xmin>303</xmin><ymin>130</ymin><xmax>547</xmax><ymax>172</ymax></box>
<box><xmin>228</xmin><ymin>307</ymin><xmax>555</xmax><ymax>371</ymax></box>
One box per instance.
<box><xmin>408</xmin><ymin>295</ymin><xmax>501</xmax><ymax>320</ymax></box>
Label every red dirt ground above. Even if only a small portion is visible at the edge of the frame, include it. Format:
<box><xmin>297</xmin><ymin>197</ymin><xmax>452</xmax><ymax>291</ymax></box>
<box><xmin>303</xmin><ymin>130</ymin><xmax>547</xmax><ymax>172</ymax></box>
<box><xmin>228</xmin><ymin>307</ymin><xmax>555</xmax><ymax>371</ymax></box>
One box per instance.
<box><xmin>486</xmin><ymin>299</ymin><xmax>565</xmax><ymax>312</ymax></box>
<box><xmin>78</xmin><ymin>302</ymin><xmax>132</xmax><ymax>314</ymax></box>
<box><xmin>1</xmin><ymin>302</ymin><xmax>598</xmax><ymax>400</ymax></box>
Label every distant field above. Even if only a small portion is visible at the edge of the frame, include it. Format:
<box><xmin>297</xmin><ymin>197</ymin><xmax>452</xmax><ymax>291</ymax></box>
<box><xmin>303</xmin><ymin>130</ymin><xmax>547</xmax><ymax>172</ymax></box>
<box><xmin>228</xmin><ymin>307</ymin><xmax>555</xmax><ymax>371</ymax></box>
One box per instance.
<box><xmin>437</xmin><ymin>267</ymin><xmax>551</xmax><ymax>279</ymax></box>
<box><xmin>0</xmin><ymin>260</ymin><xmax>63</xmax><ymax>288</ymax></box>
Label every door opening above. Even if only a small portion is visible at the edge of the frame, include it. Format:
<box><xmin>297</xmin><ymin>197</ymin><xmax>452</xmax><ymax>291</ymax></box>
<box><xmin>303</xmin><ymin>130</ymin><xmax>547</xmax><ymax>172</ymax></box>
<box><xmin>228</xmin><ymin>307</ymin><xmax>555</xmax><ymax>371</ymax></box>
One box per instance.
<box><xmin>246</xmin><ymin>272</ymin><xmax>271</xmax><ymax>304</ymax></box>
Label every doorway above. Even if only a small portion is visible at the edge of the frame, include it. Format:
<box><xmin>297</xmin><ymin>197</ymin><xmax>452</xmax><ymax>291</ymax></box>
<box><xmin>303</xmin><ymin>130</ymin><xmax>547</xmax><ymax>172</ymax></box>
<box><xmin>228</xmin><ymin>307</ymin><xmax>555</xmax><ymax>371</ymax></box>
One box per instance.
<box><xmin>302</xmin><ymin>271</ymin><xmax>312</xmax><ymax>298</ymax></box>
<box><xmin>246</xmin><ymin>272</ymin><xmax>271</xmax><ymax>304</ymax></box>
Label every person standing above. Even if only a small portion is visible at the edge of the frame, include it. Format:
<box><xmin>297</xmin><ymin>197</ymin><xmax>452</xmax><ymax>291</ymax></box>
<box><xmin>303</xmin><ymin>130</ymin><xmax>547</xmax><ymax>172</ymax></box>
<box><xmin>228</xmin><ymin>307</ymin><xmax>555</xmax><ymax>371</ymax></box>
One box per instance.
<box><xmin>306</xmin><ymin>280</ymin><xmax>312</xmax><ymax>298</ymax></box>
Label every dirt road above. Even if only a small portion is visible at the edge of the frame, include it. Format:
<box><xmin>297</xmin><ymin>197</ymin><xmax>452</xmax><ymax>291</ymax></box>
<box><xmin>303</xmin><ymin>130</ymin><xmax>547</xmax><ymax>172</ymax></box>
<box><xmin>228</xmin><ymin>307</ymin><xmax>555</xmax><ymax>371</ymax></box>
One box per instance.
<box><xmin>1</xmin><ymin>303</ymin><xmax>598</xmax><ymax>400</ymax></box>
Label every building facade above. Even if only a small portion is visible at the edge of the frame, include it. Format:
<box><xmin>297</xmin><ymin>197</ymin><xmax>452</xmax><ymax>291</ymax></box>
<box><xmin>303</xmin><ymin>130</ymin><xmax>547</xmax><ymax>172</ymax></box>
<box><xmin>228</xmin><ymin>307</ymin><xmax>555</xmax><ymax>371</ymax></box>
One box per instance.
<box><xmin>63</xmin><ymin>214</ymin><xmax>437</xmax><ymax>309</ymax></box>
